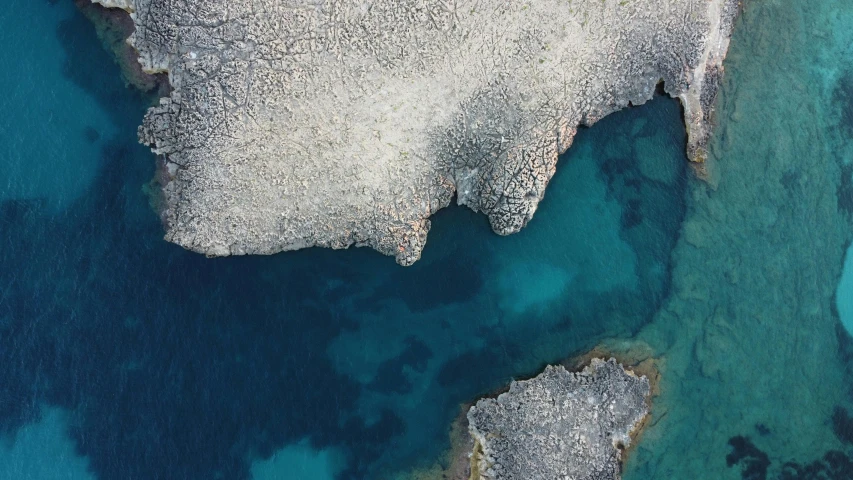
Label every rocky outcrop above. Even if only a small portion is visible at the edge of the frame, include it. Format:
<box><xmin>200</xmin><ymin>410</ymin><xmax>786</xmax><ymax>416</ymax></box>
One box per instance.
<box><xmin>93</xmin><ymin>0</ymin><xmax>739</xmax><ymax>265</ymax></box>
<box><xmin>90</xmin><ymin>0</ymin><xmax>133</xmax><ymax>11</ymax></box>
<box><xmin>467</xmin><ymin>358</ymin><xmax>650</xmax><ymax>480</ymax></box>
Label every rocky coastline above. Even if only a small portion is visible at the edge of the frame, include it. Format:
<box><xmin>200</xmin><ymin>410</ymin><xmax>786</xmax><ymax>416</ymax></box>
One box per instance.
<box><xmin>89</xmin><ymin>0</ymin><xmax>740</xmax><ymax>265</ymax></box>
<box><xmin>399</xmin><ymin>347</ymin><xmax>659</xmax><ymax>480</ymax></box>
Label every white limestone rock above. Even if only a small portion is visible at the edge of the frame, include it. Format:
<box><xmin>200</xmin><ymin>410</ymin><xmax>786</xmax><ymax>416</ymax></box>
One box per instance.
<box><xmin>467</xmin><ymin>358</ymin><xmax>650</xmax><ymax>480</ymax></box>
<box><xmin>93</xmin><ymin>0</ymin><xmax>133</xmax><ymax>12</ymax></box>
<box><xmin>94</xmin><ymin>0</ymin><xmax>739</xmax><ymax>264</ymax></box>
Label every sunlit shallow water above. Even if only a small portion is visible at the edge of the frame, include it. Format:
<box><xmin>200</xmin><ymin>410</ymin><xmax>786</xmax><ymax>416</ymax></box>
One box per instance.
<box><xmin>1</xmin><ymin>0</ymin><xmax>852</xmax><ymax>479</ymax></box>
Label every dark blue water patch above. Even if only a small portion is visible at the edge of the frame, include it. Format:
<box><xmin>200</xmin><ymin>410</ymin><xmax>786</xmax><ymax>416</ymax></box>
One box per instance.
<box><xmin>0</xmin><ymin>198</ymin><xmax>47</xmax><ymax>227</ymax></box>
<box><xmin>727</xmin><ymin>436</ymin><xmax>770</xmax><ymax>480</ymax></box>
<box><xmin>778</xmin><ymin>452</ymin><xmax>853</xmax><ymax>480</ymax></box>
<box><xmin>431</xmin><ymin>314</ymin><xmax>553</xmax><ymax>400</ymax></box>
<box><xmin>622</xmin><ymin>197</ymin><xmax>644</xmax><ymax>229</ymax></box>
<box><xmin>55</xmin><ymin>0</ymin><xmax>156</xmax><ymax>130</ymax></box>
<box><xmin>838</xmin><ymin>164</ymin><xmax>853</xmax><ymax>216</ymax></box>
<box><xmin>436</xmin><ymin>342</ymin><xmax>517</xmax><ymax>390</ymax></box>
<box><xmin>593</xmin><ymin>99</ymin><xmax>689</xmax><ymax>225</ymax></box>
<box><xmin>832</xmin><ymin>406</ymin><xmax>853</xmax><ymax>445</ymax></box>
<box><xmin>832</xmin><ymin>71</ymin><xmax>853</xmax><ymax>218</ymax></box>
<box><xmin>0</xmin><ymin>203</ymin><xmax>388</xmax><ymax>480</ymax></box>
<box><xmin>727</xmin><ymin>435</ymin><xmax>853</xmax><ymax>480</ymax></box>
<box><xmin>837</xmin><ymin>323</ymin><xmax>853</xmax><ymax>384</ymax></box>
<box><xmin>590</xmin><ymin>97</ymin><xmax>688</xmax><ymax>312</ymax></box>
<box><xmin>834</xmin><ymin>70</ymin><xmax>853</xmax><ymax>137</ymax></box>
<box><xmin>357</xmin><ymin>248</ymin><xmax>484</xmax><ymax>313</ymax></box>
<box><xmin>339</xmin><ymin>408</ymin><xmax>406</xmax><ymax>473</ymax></box>
<box><xmin>368</xmin><ymin>337</ymin><xmax>433</xmax><ymax>394</ymax></box>
<box><xmin>354</xmin><ymin>194</ymin><xmax>496</xmax><ymax>314</ymax></box>
<box><xmin>83</xmin><ymin>125</ymin><xmax>101</xmax><ymax>143</ymax></box>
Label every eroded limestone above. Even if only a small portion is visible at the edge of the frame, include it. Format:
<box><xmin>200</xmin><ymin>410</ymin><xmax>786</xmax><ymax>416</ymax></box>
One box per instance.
<box><xmin>94</xmin><ymin>0</ymin><xmax>739</xmax><ymax>264</ymax></box>
<box><xmin>467</xmin><ymin>358</ymin><xmax>649</xmax><ymax>480</ymax></box>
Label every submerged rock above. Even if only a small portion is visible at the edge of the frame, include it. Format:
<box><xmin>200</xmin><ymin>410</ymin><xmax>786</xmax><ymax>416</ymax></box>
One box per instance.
<box><xmin>93</xmin><ymin>0</ymin><xmax>739</xmax><ymax>265</ymax></box>
<box><xmin>467</xmin><ymin>358</ymin><xmax>649</xmax><ymax>480</ymax></box>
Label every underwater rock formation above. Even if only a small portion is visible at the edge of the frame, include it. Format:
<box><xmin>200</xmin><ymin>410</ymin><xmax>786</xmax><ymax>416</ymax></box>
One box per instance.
<box><xmin>466</xmin><ymin>358</ymin><xmax>649</xmax><ymax>480</ymax></box>
<box><xmin>726</xmin><ymin>434</ymin><xmax>853</xmax><ymax>480</ymax></box>
<box><xmin>93</xmin><ymin>0</ymin><xmax>739</xmax><ymax>265</ymax></box>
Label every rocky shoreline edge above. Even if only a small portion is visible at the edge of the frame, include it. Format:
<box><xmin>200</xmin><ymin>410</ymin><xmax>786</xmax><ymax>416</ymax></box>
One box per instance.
<box><xmin>75</xmin><ymin>0</ymin><xmax>175</xmax><ymax>224</ymax></box>
<box><xmin>399</xmin><ymin>343</ymin><xmax>661</xmax><ymax>480</ymax></box>
<box><xmin>83</xmin><ymin>0</ymin><xmax>740</xmax><ymax>265</ymax></box>
<box><xmin>74</xmin><ymin>0</ymin><xmax>167</xmax><ymax>96</ymax></box>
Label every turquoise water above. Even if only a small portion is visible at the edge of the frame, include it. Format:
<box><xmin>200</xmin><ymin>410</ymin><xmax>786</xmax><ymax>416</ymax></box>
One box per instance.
<box><xmin>0</xmin><ymin>0</ymin><xmax>117</xmax><ymax>211</ymax></box>
<box><xmin>0</xmin><ymin>0</ymin><xmax>851</xmax><ymax>479</ymax></box>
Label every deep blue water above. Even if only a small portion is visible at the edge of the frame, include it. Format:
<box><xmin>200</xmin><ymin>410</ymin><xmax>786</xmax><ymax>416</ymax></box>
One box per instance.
<box><xmin>2</xmin><ymin>1</ymin><xmax>853</xmax><ymax>479</ymax></box>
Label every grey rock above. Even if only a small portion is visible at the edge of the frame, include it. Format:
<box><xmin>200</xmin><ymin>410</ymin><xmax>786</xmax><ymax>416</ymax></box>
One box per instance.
<box><xmin>467</xmin><ymin>359</ymin><xmax>650</xmax><ymax>480</ymax></box>
<box><xmin>92</xmin><ymin>0</ymin><xmax>133</xmax><ymax>10</ymax></box>
<box><xmin>94</xmin><ymin>0</ymin><xmax>739</xmax><ymax>265</ymax></box>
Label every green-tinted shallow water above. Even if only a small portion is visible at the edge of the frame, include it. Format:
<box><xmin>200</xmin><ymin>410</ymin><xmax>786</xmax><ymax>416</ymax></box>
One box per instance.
<box><xmin>624</xmin><ymin>0</ymin><xmax>853</xmax><ymax>478</ymax></box>
<box><xmin>0</xmin><ymin>0</ymin><xmax>852</xmax><ymax>479</ymax></box>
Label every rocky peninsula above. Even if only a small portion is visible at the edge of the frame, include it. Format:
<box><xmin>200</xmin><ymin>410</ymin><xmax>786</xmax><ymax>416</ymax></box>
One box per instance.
<box><xmin>93</xmin><ymin>0</ymin><xmax>739</xmax><ymax>264</ymax></box>
<box><xmin>466</xmin><ymin>358</ymin><xmax>650</xmax><ymax>480</ymax></box>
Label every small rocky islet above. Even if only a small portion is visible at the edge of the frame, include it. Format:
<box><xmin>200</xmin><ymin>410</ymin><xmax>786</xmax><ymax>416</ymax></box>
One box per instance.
<box><xmin>466</xmin><ymin>359</ymin><xmax>651</xmax><ymax>480</ymax></box>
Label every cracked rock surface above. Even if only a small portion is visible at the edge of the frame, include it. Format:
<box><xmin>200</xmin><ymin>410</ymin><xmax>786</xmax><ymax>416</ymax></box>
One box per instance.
<box><xmin>467</xmin><ymin>358</ymin><xmax>650</xmax><ymax>480</ymax></box>
<box><xmin>94</xmin><ymin>0</ymin><xmax>739</xmax><ymax>264</ymax></box>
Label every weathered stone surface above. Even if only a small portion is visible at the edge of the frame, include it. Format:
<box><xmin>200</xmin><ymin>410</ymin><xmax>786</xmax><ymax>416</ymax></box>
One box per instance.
<box><xmin>94</xmin><ymin>0</ymin><xmax>739</xmax><ymax>265</ymax></box>
<box><xmin>467</xmin><ymin>358</ymin><xmax>649</xmax><ymax>480</ymax></box>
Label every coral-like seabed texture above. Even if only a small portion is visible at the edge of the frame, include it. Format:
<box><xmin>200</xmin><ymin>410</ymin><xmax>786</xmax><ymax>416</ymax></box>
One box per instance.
<box><xmin>0</xmin><ymin>0</ymin><xmax>852</xmax><ymax>479</ymax></box>
<box><xmin>623</xmin><ymin>0</ymin><xmax>853</xmax><ymax>478</ymax></box>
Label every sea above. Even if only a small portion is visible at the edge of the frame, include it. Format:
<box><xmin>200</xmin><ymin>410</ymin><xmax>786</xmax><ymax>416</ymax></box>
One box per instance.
<box><xmin>0</xmin><ymin>0</ymin><xmax>852</xmax><ymax>479</ymax></box>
